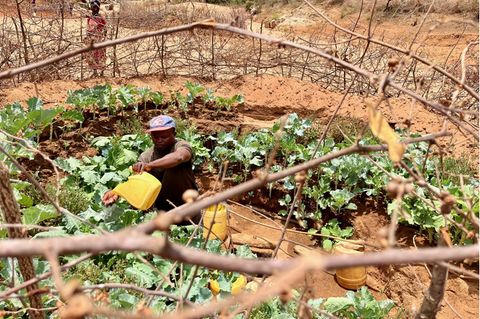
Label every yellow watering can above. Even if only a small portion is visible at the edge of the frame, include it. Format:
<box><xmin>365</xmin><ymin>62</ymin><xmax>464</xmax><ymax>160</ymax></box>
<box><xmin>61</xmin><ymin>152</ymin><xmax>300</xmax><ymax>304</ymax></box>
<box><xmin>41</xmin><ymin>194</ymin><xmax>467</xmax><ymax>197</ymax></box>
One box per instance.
<box><xmin>112</xmin><ymin>172</ymin><xmax>161</xmax><ymax>210</ymax></box>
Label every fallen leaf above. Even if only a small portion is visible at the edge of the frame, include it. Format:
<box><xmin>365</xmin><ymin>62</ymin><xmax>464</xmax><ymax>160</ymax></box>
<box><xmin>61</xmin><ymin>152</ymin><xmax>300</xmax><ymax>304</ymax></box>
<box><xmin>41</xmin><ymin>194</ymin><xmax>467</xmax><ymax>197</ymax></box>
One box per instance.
<box><xmin>368</xmin><ymin>104</ymin><xmax>405</xmax><ymax>162</ymax></box>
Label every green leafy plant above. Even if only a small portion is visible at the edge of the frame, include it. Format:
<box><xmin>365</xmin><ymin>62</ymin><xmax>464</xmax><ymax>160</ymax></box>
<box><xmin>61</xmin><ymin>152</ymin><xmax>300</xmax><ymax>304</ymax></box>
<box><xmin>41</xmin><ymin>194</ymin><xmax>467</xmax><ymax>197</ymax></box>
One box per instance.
<box><xmin>309</xmin><ymin>287</ymin><xmax>396</xmax><ymax>319</ymax></box>
<box><xmin>45</xmin><ymin>183</ymin><xmax>90</xmax><ymax>214</ymax></box>
<box><xmin>66</xmin><ymin>87</ymin><xmax>99</xmax><ymax>113</ymax></box>
<box><xmin>66</xmin><ymin>84</ymin><xmax>116</xmax><ymax>118</ymax></box>
<box><xmin>116</xmin><ymin>85</ymin><xmax>138</xmax><ymax>114</ymax></box>
<box><xmin>56</xmin><ymin>133</ymin><xmax>151</xmax><ymax>202</ymax></box>
<box><xmin>150</xmin><ymin>91</ymin><xmax>164</xmax><ymax>109</ymax></box>
<box><xmin>170</xmin><ymin>91</ymin><xmax>189</xmax><ymax>117</ymax></box>
<box><xmin>177</xmin><ymin>125</ymin><xmax>211</xmax><ymax>169</ymax></box>
<box><xmin>0</xmin><ymin>98</ymin><xmax>83</xmax><ymax>144</ymax></box>
<box><xmin>214</xmin><ymin>94</ymin><xmax>244</xmax><ymax>111</ymax></box>
<box><xmin>318</xmin><ymin>218</ymin><xmax>353</xmax><ymax>251</ymax></box>
<box><xmin>250</xmin><ymin>287</ymin><xmax>396</xmax><ymax>319</ymax></box>
<box><xmin>185</xmin><ymin>81</ymin><xmax>205</xmax><ymax>104</ymax></box>
<box><xmin>202</xmin><ymin>88</ymin><xmax>216</xmax><ymax>105</ymax></box>
<box><xmin>92</xmin><ymin>84</ymin><xmax>116</xmax><ymax>116</ymax></box>
<box><xmin>136</xmin><ymin>87</ymin><xmax>152</xmax><ymax>111</ymax></box>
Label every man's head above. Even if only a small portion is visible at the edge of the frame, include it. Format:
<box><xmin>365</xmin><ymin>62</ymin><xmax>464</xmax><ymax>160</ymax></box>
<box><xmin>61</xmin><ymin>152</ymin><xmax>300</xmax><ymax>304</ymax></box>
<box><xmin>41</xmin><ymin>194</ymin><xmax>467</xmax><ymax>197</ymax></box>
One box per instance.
<box><xmin>148</xmin><ymin>115</ymin><xmax>176</xmax><ymax>151</ymax></box>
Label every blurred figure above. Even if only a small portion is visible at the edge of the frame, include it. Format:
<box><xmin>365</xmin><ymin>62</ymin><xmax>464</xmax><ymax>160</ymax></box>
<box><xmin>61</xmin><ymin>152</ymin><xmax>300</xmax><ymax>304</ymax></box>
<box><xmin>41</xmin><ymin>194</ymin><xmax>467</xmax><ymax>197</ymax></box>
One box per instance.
<box><xmin>84</xmin><ymin>0</ymin><xmax>107</xmax><ymax>76</ymax></box>
<box><xmin>31</xmin><ymin>0</ymin><xmax>37</xmax><ymax>16</ymax></box>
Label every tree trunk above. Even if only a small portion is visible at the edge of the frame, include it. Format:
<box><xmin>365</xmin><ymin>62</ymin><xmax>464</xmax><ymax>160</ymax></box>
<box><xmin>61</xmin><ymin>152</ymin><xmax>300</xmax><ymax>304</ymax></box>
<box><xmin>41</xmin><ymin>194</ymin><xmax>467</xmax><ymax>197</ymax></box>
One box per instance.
<box><xmin>415</xmin><ymin>234</ymin><xmax>449</xmax><ymax>319</ymax></box>
<box><xmin>0</xmin><ymin>163</ymin><xmax>44</xmax><ymax>319</ymax></box>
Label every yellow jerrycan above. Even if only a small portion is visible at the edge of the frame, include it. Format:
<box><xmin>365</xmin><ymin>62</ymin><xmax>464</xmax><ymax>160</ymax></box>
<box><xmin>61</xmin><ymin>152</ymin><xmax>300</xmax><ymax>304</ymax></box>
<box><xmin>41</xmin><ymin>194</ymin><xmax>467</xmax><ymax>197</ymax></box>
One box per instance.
<box><xmin>231</xmin><ymin>275</ymin><xmax>247</xmax><ymax>295</ymax></box>
<box><xmin>333</xmin><ymin>242</ymin><xmax>367</xmax><ymax>290</ymax></box>
<box><xmin>209</xmin><ymin>275</ymin><xmax>247</xmax><ymax>296</ymax></box>
<box><xmin>203</xmin><ymin>203</ymin><xmax>228</xmax><ymax>241</ymax></box>
<box><xmin>112</xmin><ymin>172</ymin><xmax>161</xmax><ymax>210</ymax></box>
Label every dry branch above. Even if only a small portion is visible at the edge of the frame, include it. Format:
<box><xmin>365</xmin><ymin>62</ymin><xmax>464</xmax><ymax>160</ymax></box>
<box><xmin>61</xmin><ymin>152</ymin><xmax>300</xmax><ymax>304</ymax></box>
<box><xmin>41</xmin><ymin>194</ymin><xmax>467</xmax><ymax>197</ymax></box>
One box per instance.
<box><xmin>0</xmin><ymin>218</ymin><xmax>477</xmax><ymax>277</ymax></box>
<box><xmin>303</xmin><ymin>0</ymin><xmax>479</xmax><ymax>100</ymax></box>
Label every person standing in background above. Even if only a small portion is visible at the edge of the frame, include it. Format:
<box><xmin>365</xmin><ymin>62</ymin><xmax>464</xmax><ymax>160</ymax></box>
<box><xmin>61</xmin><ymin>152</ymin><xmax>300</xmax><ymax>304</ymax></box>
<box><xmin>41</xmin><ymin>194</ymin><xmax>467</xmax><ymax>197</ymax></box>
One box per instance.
<box><xmin>31</xmin><ymin>0</ymin><xmax>37</xmax><ymax>16</ymax></box>
<box><xmin>84</xmin><ymin>0</ymin><xmax>107</xmax><ymax>76</ymax></box>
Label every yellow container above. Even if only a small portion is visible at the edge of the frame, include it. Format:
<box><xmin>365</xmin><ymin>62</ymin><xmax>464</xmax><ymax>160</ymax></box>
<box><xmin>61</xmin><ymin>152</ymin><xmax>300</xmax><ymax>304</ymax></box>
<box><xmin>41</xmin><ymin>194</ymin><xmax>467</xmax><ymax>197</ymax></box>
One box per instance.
<box><xmin>203</xmin><ymin>203</ymin><xmax>228</xmax><ymax>241</ymax></box>
<box><xmin>231</xmin><ymin>275</ymin><xmax>247</xmax><ymax>295</ymax></box>
<box><xmin>208</xmin><ymin>275</ymin><xmax>247</xmax><ymax>296</ymax></box>
<box><xmin>333</xmin><ymin>243</ymin><xmax>367</xmax><ymax>290</ymax></box>
<box><xmin>112</xmin><ymin>172</ymin><xmax>161</xmax><ymax>210</ymax></box>
<box><xmin>209</xmin><ymin>279</ymin><xmax>220</xmax><ymax>296</ymax></box>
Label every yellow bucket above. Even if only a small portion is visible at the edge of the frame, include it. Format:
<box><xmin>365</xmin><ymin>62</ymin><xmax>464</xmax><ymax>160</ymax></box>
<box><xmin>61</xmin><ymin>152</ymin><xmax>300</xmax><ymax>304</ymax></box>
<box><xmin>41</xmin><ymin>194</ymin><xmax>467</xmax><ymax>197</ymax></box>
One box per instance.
<box><xmin>112</xmin><ymin>172</ymin><xmax>161</xmax><ymax>210</ymax></box>
<box><xmin>203</xmin><ymin>203</ymin><xmax>228</xmax><ymax>241</ymax></box>
<box><xmin>333</xmin><ymin>243</ymin><xmax>367</xmax><ymax>290</ymax></box>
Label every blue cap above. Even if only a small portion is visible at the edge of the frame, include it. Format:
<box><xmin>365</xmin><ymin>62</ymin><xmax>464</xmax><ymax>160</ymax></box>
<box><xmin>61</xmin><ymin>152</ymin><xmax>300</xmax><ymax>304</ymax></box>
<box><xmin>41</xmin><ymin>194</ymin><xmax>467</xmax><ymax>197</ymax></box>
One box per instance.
<box><xmin>148</xmin><ymin>115</ymin><xmax>176</xmax><ymax>132</ymax></box>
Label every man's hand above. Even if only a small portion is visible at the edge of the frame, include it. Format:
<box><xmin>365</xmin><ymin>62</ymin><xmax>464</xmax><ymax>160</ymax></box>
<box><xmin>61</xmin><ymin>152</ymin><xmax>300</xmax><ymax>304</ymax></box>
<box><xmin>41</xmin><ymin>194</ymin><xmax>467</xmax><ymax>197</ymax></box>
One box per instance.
<box><xmin>132</xmin><ymin>162</ymin><xmax>151</xmax><ymax>174</ymax></box>
<box><xmin>102</xmin><ymin>190</ymin><xmax>119</xmax><ymax>206</ymax></box>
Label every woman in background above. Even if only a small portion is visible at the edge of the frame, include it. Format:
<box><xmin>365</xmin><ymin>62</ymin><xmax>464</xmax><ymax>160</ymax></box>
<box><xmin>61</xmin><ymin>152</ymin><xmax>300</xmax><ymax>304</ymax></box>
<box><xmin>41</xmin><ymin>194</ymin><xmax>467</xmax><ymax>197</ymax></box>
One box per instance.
<box><xmin>84</xmin><ymin>0</ymin><xmax>107</xmax><ymax>76</ymax></box>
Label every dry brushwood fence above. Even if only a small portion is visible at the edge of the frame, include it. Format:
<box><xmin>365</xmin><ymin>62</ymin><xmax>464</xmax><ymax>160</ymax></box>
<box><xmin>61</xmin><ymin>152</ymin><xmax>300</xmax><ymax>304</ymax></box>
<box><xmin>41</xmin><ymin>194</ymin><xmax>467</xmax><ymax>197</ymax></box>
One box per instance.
<box><xmin>1</xmin><ymin>0</ymin><xmax>478</xmax><ymax>106</ymax></box>
<box><xmin>0</xmin><ymin>0</ymin><xmax>479</xmax><ymax>318</ymax></box>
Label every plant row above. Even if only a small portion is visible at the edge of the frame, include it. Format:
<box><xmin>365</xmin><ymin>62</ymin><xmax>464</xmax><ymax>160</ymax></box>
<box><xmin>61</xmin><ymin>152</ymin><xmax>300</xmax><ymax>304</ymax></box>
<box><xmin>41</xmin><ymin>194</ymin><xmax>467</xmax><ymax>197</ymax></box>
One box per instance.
<box><xmin>12</xmin><ymin>112</ymin><xmax>475</xmax><ymax>248</ymax></box>
<box><xmin>66</xmin><ymin>81</ymin><xmax>244</xmax><ymax>118</ymax></box>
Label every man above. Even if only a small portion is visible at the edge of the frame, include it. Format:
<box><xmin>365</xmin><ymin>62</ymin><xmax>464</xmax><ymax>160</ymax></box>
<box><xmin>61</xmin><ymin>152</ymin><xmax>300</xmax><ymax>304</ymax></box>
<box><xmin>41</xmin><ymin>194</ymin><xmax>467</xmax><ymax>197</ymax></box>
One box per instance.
<box><xmin>102</xmin><ymin>115</ymin><xmax>198</xmax><ymax>220</ymax></box>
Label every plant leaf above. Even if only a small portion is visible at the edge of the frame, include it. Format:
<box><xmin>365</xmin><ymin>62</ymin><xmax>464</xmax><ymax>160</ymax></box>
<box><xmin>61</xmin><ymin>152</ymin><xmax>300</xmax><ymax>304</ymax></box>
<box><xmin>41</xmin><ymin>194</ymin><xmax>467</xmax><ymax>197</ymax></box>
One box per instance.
<box><xmin>27</xmin><ymin>97</ymin><xmax>43</xmax><ymax>111</ymax></box>
<box><xmin>22</xmin><ymin>204</ymin><xmax>58</xmax><ymax>225</ymax></box>
<box><xmin>125</xmin><ymin>263</ymin><xmax>157</xmax><ymax>288</ymax></box>
<box><xmin>322</xmin><ymin>239</ymin><xmax>333</xmax><ymax>251</ymax></box>
<box><xmin>80</xmin><ymin>170</ymin><xmax>99</xmax><ymax>185</ymax></box>
<box><xmin>323</xmin><ymin>296</ymin><xmax>353</xmax><ymax>313</ymax></box>
<box><xmin>99</xmin><ymin>172</ymin><xmax>123</xmax><ymax>184</ymax></box>
<box><xmin>62</xmin><ymin>110</ymin><xmax>84</xmax><ymax>122</ymax></box>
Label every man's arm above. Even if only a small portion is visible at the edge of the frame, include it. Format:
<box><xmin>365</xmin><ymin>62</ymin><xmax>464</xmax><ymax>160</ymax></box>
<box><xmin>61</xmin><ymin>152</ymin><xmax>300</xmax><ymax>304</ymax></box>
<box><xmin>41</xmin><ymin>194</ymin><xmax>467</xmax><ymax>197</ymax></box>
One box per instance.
<box><xmin>132</xmin><ymin>146</ymin><xmax>192</xmax><ymax>173</ymax></box>
<box><xmin>146</xmin><ymin>147</ymin><xmax>191</xmax><ymax>170</ymax></box>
